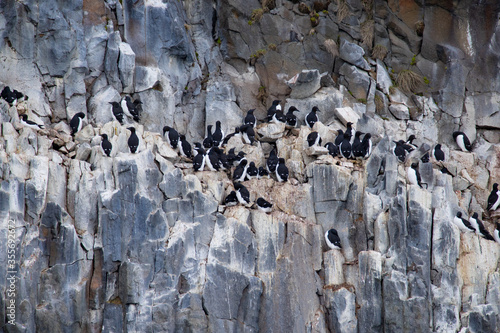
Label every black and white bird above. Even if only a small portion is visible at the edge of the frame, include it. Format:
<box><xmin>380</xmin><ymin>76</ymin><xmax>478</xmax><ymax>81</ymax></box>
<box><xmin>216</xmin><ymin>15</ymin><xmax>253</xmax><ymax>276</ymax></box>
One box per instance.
<box><xmin>258</xmin><ymin>166</ymin><xmax>269</xmax><ymax>179</ymax></box>
<box><xmin>127</xmin><ymin>127</ymin><xmax>139</xmax><ymax>153</ymax></box>
<box><xmin>217</xmin><ymin>148</ymin><xmax>230</xmax><ymax>170</ymax></box>
<box><xmin>325</xmin><ymin>228</ymin><xmax>342</xmax><ymax>250</ymax></box>
<box><xmin>405</xmin><ymin>135</ymin><xmax>418</xmax><ymax>151</ymax></box>
<box><xmin>20</xmin><ymin>114</ymin><xmax>44</xmax><ymax>130</ymax></box>
<box><xmin>486</xmin><ymin>183</ymin><xmax>500</xmax><ymax>211</ymax></box>
<box><xmin>352</xmin><ymin>131</ymin><xmax>364</xmax><ymax>159</ymax></box>
<box><xmin>267</xmin><ymin>100</ymin><xmax>281</xmax><ymax>122</ymax></box>
<box><xmin>469</xmin><ymin>212</ymin><xmax>494</xmax><ymax>240</ymax></box>
<box><xmin>234</xmin><ymin>182</ymin><xmax>251</xmax><ymax>205</ymax></box>
<box><xmin>109</xmin><ymin>101</ymin><xmax>124</xmax><ymax>124</ymax></box>
<box><xmin>256</xmin><ymin>197</ymin><xmax>273</xmax><ymax>213</ymax></box>
<box><xmin>193</xmin><ymin>144</ymin><xmax>206</xmax><ymax>171</ymax></box>
<box><xmin>393</xmin><ymin>140</ymin><xmax>407</xmax><ymax>162</ymax></box>
<box><xmin>453</xmin><ymin>212</ymin><xmax>475</xmax><ymax>233</ymax></box>
<box><xmin>226</xmin><ymin>148</ymin><xmax>238</xmax><ymax>165</ymax></box>
<box><xmin>205</xmin><ymin>148</ymin><xmax>221</xmax><ymax>171</ymax></box>
<box><xmin>132</xmin><ymin>99</ymin><xmax>142</xmax><ymax>122</ymax></box>
<box><xmin>324</xmin><ymin>142</ymin><xmax>339</xmax><ymax>157</ymax></box>
<box><xmin>433</xmin><ymin>144</ymin><xmax>445</xmax><ymax>162</ymax></box>
<box><xmin>266</xmin><ymin>148</ymin><xmax>279</xmax><ymax>173</ymax></box>
<box><xmin>70</xmin><ymin>112</ymin><xmax>86</xmax><ymax>135</ymax></box>
<box><xmin>222</xmin><ymin>127</ymin><xmax>241</xmax><ymax>146</ymax></box>
<box><xmin>307</xmin><ymin>131</ymin><xmax>321</xmax><ymax>147</ymax></box>
<box><xmin>244</xmin><ymin>109</ymin><xmax>257</xmax><ymax>128</ymax></box>
<box><xmin>224</xmin><ymin>191</ymin><xmax>238</xmax><ymax>207</ymax></box>
<box><xmin>305</xmin><ymin>106</ymin><xmax>320</xmax><ymax>128</ymax></box>
<box><xmin>212</xmin><ymin>121</ymin><xmax>225</xmax><ymax>147</ymax></box>
<box><xmin>493</xmin><ymin>223</ymin><xmax>500</xmax><ymax>244</ymax></box>
<box><xmin>234</xmin><ymin>151</ymin><xmax>247</xmax><ymax>165</ymax></box>
<box><xmin>421</xmin><ymin>152</ymin><xmax>430</xmax><ymax>163</ymax></box>
<box><xmin>163</xmin><ymin>126</ymin><xmax>179</xmax><ymax>150</ymax></box>
<box><xmin>453</xmin><ymin>131</ymin><xmax>472</xmax><ymax>152</ymax></box>
<box><xmin>339</xmin><ymin>135</ymin><xmax>352</xmax><ymax>159</ymax></box>
<box><xmin>179</xmin><ymin>135</ymin><xmax>192</xmax><ymax>158</ymax></box>
<box><xmin>233</xmin><ymin>159</ymin><xmax>249</xmax><ymax>182</ymax></box>
<box><xmin>203</xmin><ymin>125</ymin><xmax>214</xmax><ymax>149</ymax></box>
<box><xmin>100</xmin><ymin>134</ymin><xmax>113</xmax><ymax>157</ymax></box>
<box><xmin>240</xmin><ymin>124</ymin><xmax>255</xmax><ymax>144</ymax></box>
<box><xmin>1</xmin><ymin>86</ymin><xmax>18</xmax><ymax>105</ymax></box>
<box><xmin>271</xmin><ymin>108</ymin><xmax>286</xmax><ymax>124</ymax></box>
<box><xmin>345</xmin><ymin>122</ymin><xmax>354</xmax><ymax>141</ymax></box>
<box><xmin>246</xmin><ymin>162</ymin><xmax>259</xmax><ymax>179</ymax></box>
<box><xmin>361</xmin><ymin>133</ymin><xmax>372</xmax><ymax>159</ymax></box>
<box><xmin>334</xmin><ymin>130</ymin><xmax>344</xmax><ymax>146</ymax></box>
<box><xmin>276</xmin><ymin>158</ymin><xmax>289</xmax><ymax>182</ymax></box>
<box><xmin>285</xmin><ymin>106</ymin><xmax>299</xmax><ymax>127</ymax></box>
<box><xmin>122</xmin><ymin>96</ymin><xmax>137</xmax><ymax>120</ymax></box>
<box><xmin>407</xmin><ymin>162</ymin><xmax>422</xmax><ymax>188</ymax></box>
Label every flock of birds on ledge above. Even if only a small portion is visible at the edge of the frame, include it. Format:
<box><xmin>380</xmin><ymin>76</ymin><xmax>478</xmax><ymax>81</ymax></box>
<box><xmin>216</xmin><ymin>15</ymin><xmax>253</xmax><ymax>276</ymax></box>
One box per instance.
<box><xmin>2</xmin><ymin>85</ymin><xmax>500</xmax><ymax>250</ymax></box>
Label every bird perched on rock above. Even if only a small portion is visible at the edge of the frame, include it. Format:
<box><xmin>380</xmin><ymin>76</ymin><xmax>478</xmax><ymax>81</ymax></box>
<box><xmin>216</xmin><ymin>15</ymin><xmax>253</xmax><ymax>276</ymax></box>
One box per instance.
<box><xmin>267</xmin><ymin>100</ymin><xmax>281</xmax><ymax>122</ymax></box>
<box><xmin>487</xmin><ymin>183</ymin><xmax>500</xmax><ymax>211</ymax></box>
<box><xmin>212</xmin><ymin>121</ymin><xmax>225</xmax><ymax>147</ymax></box>
<box><xmin>361</xmin><ymin>133</ymin><xmax>372</xmax><ymax>159</ymax></box>
<box><xmin>179</xmin><ymin>135</ymin><xmax>192</xmax><ymax>158</ymax></box>
<box><xmin>240</xmin><ymin>124</ymin><xmax>255</xmax><ymax>144</ymax></box>
<box><xmin>109</xmin><ymin>101</ymin><xmax>124</xmax><ymax>124</ymax></box>
<box><xmin>70</xmin><ymin>112</ymin><xmax>85</xmax><ymax>136</ymax></box>
<box><xmin>453</xmin><ymin>131</ymin><xmax>472</xmax><ymax>152</ymax></box>
<box><xmin>352</xmin><ymin>131</ymin><xmax>364</xmax><ymax>159</ymax></box>
<box><xmin>224</xmin><ymin>191</ymin><xmax>238</xmax><ymax>207</ymax></box>
<box><xmin>163</xmin><ymin>126</ymin><xmax>179</xmax><ymax>150</ymax></box>
<box><xmin>258</xmin><ymin>166</ymin><xmax>269</xmax><ymax>179</ymax></box>
<box><xmin>325</xmin><ymin>228</ymin><xmax>341</xmax><ymax>250</ymax></box>
<box><xmin>233</xmin><ymin>159</ymin><xmax>249</xmax><ymax>182</ymax></box>
<box><xmin>469</xmin><ymin>212</ymin><xmax>494</xmax><ymax>241</ymax></box>
<box><xmin>405</xmin><ymin>135</ymin><xmax>418</xmax><ymax>151</ymax></box>
<box><xmin>206</xmin><ymin>147</ymin><xmax>221</xmax><ymax>171</ymax></box>
<box><xmin>339</xmin><ymin>135</ymin><xmax>352</xmax><ymax>159</ymax></box>
<box><xmin>344</xmin><ymin>122</ymin><xmax>354</xmax><ymax>141</ymax></box>
<box><xmin>276</xmin><ymin>158</ymin><xmax>289</xmax><ymax>182</ymax></box>
<box><xmin>127</xmin><ymin>127</ymin><xmax>139</xmax><ymax>153</ymax></box>
<box><xmin>271</xmin><ymin>108</ymin><xmax>286</xmax><ymax>124</ymax></box>
<box><xmin>244</xmin><ymin>109</ymin><xmax>257</xmax><ymax>128</ymax></box>
<box><xmin>193</xmin><ymin>143</ymin><xmax>206</xmax><ymax>171</ymax></box>
<box><xmin>335</xmin><ymin>129</ymin><xmax>344</xmax><ymax>146</ymax></box>
<box><xmin>132</xmin><ymin>99</ymin><xmax>142</xmax><ymax>122</ymax></box>
<box><xmin>1</xmin><ymin>86</ymin><xmax>25</xmax><ymax>106</ymax></box>
<box><xmin>234</xmin><ymin>182</ymin><xmax>251</xmax><ymax>205</ymax></box>
<box><xmin>234</xmin><ymin>151</ymin><xmax>247</xmax><ymax>165</ymax></box>
<box><xmin>305</xmin><ymin>106</ymin><xmax>320</xmax><ymax>128</ymax></box>
<box><xmin>20</xmin><ymin>114</ymin><xmax>44</xmax><ymax>130</ymax></box>
<box><xmin>203</xmin><ymin>125</ymin><xmax>214</xmax><ymax>149</ymax></box>
<box><xmin>256</xmin><ymin>197</ymin><xmax>272</xmax><ymax>213</ymax></box>
<box><xmin>100</xmin><ymin>134</ymin><xmax>113</xmax><ymax>157</ymax></box>
<box><xmin>122</xmin><ymin>96</ymin><xmax>138</xmax><ymax>121</ymax></box>
<box><xmin>285</xmin><ymin>106</ymin><xmax>299</xmax><ymax>127</ymax></box>
<box><xmin>266</xmin><ymin>148</ymin><xmax>279</xmax><ymax>173</ymax></box>
<box><xmin>407</xmin><ymin>162</ymin><xmax>423</xmax><ymax>188</ymax></box>
<box><xmin>433</xmin><ymin>144</ymin><xmax>445</xmax><ymax>162</ymax></box>
<box><xmin>393</xmin><ymin>140</ymin><xmax>407</xmax><ymax>162</ymax></box>
<box><xmin>222</xmin><ymin>127</ymin><xmax>240</xmax><ymax>146</ymax></box>
<box><xmin>324</xmin><ymin>142</ymin><xmax>339</xmax><ymax>157</ymax></box>
<box><xmin>494</xmin><ymin>223</ymin><xmax>500</xmax><ymax>244</ymax></box>
<box><xmin>307</xmin><ymin>131</ymin><xmax>321</xmax><ymax>147</ymax></box>
<box><xmin>246</xmin><ymin>162</ymin><xmax>259</xmax><ymax>179</ymax></box>
<box><xmin>453</xmin><ymin>212</ymin><xmax>475</xmax><ymax>233</ymax></box>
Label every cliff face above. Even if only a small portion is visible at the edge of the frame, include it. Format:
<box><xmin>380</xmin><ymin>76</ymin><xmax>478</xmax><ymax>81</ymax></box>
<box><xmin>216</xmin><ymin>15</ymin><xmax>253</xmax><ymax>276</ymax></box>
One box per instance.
<box><xmin>1</xmin><ymin>0</ymin><xmax>500</xmax><ymax>332</ymax></box>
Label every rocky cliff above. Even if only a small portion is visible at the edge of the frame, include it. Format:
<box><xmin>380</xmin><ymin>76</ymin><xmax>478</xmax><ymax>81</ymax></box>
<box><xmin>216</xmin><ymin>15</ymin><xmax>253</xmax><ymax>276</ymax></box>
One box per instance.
<box><xmin>1</xmin><ymin>0</ymin><xmax>500</xmax><ymax>332</ymax></box>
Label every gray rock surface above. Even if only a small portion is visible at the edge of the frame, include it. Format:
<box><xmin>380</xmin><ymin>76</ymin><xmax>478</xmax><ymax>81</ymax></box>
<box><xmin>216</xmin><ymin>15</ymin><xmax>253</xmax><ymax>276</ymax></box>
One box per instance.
<box><xmin>1</xmin><ymin>1</ymin><xmax>500</xmax><ymax>332</ymax></box>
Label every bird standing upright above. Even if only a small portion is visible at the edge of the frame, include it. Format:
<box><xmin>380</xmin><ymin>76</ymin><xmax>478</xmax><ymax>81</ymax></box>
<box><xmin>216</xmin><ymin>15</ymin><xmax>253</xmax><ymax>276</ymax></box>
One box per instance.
<box><xmin>127</xmin><ymin>127</ymin><xmax>139</xmax><ymax>153</ymax></box>
<box><xmin>70</xmin><ymin>112</ymin><xmax>86</xmax><ymax>136</ymax></box>
<box><xmin>325</xmin><ymin>229</ymin><xmax>342</xmax><ymax>250</ymax></box>
<box><xmin>305</xmin><ymin>106</ymin><xmax>320</xmax><ymax>128</ymax></box>
<box><xmin>487</xmin><ymin>183</ymin><xmax>500</xmax><ymax>211</ymax></box>
<box><xmin>453</xmin><ymin>131</ymin><xmax>472</xmax><ymax>152</ymax></box>
<box><xmin>100</xmin><ymin>134</ymin><xmax>113</xmax><ymax>157</ymax></box>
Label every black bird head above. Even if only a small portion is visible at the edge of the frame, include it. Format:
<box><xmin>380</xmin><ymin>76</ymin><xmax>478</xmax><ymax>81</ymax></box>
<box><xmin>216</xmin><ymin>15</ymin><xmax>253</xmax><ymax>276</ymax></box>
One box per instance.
<box><xmin>346</xmin><ymin>122</ymin><xmax>353</xmax><ymax>128</ymax></box>
<box><xmin>133</xmin><ymin>99</ymin><xmax>142</xmax><ymax>105</ymax></box>
<box><xmin>407</xmin><ymin>135</ymin><xmax>416</xmax><ymax>142</ymax></box>
<box><xmin>456</xmin><ymin>212</ymin><xmax>462</xmax><ymax>218</ymax></box>
<box><xmin>109</xmin><ymin>101</ymin><xmax>120</xmax><ymax>107</ymax></box>
<box><xmin>272</xmin><ymin>100</ymin><xmax>281</xmax><ymax>106</ymax></box>
<box><xmin>101</xmin><ymin>134</ymin><xmax>108</xmax><ymax>140</ymax></box>
<box><xmin>76</xmin><ymin>112</ymin><xmax>85</xmax><ymax>119</ymax></box>
<box><xmin>435</xmin><ymin>144</ymin><xmax>442</xmax><ymax>149</ymax></box>
<box><xmin>355</xmin><ymin>131</ymin><xmax>363</xmax><ymax>138</ymax></box>
<box><xmin>180</xmin><ymin>134</ymin><xmax>186</xmax><ymax>141</ymax></box>
<box><xmin>127</xmin><ymin>127</ymin><xmax>136</xmax><ymax>133</ymax></box>
<box><xmin>363</xmin><ymin>133</ymin><xmax>371</xmax><ymax>139</ymax></box>
<box><xmin>163</xmin><ymin>126</ymin><xmax>171</xmax><ymax>135</ymax></box>
<box><xmin>472</xmin><ymin>212</ymin><xmax>478</xmax><ymax>219</ymax></box>
<box><xmin>312</xmin><ymin>106</ymin><xmax>320</xmax><ymax>113</ymax></box>
<box><xmin>287</xmin><ymin>106</ymin><xmax>298</xmax><ymax>113</ymax></box>
<box><xmin>21</xmin><ymin>114</ymin><xmax>28</xmax><ymax>121</ymax></box>
<box><xmin>247</xmin><ymin>109</ymin><xmax>255</xmax><ymax>114</ymax></box>
<box><xmin>411</xmin><ymin>162</ymin><xmax>419</xmax><ymax>169</ymax></box>
<box><xmin>493</xmin><ymin>183</ymin><xmax>499</xmax><ymax>190</ymax></box>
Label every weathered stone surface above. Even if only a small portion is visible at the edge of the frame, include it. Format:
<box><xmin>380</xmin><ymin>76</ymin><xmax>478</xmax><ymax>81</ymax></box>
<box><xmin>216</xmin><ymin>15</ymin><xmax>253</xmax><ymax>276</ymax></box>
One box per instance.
<box><xmin>339</xmin><ymin>63</ymin><xmax>372</xmax><ymax>100</ymax></box>
<box><xmin>339</xmin><ymin>39</ymin><xmax>371</xmax><ymax>70</ymax></box>
<box><xmin>287</xmin><ymin>69</ymin><xmax>322</xmax><ymax>99</ymax></box>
